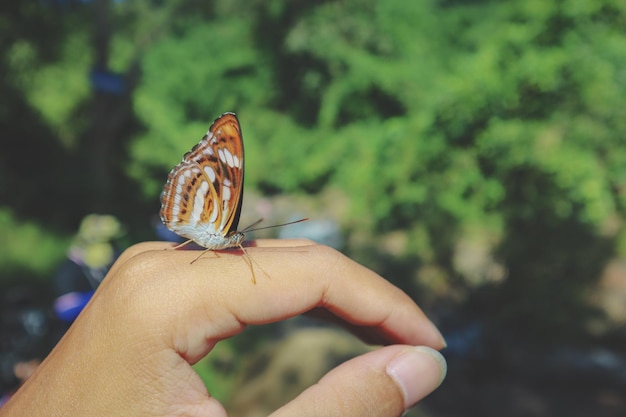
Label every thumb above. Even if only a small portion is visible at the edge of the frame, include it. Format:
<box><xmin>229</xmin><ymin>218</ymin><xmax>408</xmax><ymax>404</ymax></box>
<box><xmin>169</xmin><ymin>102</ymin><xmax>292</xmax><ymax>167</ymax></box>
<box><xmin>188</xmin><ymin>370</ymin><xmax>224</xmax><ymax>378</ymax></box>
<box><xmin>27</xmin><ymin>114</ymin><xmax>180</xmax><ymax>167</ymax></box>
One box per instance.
<box><xmin>270</xmin><ymin>345</ymin><xmax>447</xmax><ymax>417</ymax></box>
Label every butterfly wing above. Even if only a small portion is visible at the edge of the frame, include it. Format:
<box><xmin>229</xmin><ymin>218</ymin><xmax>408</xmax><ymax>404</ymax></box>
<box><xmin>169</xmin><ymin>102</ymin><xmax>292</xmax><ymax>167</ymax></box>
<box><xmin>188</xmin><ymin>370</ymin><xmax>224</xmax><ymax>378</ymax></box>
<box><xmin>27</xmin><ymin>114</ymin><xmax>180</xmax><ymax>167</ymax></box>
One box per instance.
<box><xmin>160</xmin><ymin>112</ymin><xmax>244</xmax><ymax>244</ymax></box>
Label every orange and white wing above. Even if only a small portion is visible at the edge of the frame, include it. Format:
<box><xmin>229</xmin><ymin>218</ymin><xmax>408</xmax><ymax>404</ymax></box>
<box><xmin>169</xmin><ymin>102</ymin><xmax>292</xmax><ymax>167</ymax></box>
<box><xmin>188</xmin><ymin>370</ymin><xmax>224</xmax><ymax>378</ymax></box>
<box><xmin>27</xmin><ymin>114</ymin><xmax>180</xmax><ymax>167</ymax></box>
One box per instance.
<box><xmin>160</xmin><ymin>113</ymin><xmax>244</xmax><ymax>244</ymax></box>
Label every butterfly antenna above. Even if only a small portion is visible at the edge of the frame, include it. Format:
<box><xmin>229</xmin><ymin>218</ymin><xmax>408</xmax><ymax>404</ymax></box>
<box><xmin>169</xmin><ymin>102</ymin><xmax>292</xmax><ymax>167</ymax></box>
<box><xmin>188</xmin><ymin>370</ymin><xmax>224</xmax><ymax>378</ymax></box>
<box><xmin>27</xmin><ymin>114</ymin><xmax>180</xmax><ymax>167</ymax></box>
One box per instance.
<box><xmin>243</xmin><ymin>218</ymin><xmax>309</xmax><ymax>233</ymax></box>
<box><xmin>240</xmin><ymin>218</ymin><xmax>265</xmax><ymax>232</ymax></box>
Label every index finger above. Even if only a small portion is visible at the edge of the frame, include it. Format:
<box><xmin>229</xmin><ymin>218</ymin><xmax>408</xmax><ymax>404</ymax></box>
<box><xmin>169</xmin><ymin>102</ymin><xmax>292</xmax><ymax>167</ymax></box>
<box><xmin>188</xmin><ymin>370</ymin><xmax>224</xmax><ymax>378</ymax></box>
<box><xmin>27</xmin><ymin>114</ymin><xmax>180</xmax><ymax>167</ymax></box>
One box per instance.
<box><xmin>114</xmin><ymin>241</ymin><xmax>445</xmax><ymax>351</ymax></box>
<box><xmin>246</xmin><ymin>243</ymin><xmax>446</xmax><ymax>348</ymax></box>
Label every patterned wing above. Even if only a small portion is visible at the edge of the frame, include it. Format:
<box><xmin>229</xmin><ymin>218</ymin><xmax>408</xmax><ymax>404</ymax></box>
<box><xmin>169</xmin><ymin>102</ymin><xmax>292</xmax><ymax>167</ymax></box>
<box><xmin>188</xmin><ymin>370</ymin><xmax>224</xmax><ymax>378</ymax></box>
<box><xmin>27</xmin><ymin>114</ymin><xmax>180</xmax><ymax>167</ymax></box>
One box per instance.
<box><xmin>160</xmin><ymin>113</ymin><xmax>244</xmax><ymax>242</ymax></box>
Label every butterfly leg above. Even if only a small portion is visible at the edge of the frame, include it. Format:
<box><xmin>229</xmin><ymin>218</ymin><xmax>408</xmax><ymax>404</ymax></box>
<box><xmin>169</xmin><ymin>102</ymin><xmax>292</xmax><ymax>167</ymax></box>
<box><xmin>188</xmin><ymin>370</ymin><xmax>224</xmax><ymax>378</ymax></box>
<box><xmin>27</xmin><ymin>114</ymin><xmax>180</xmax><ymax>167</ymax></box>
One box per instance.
<box><xmin>190</xmin><ymin>248</ymin><xmax>219</xmax><ymax>264</ymax></box>
<box><xmin>237</xmin><ymin>244</ymin><xmax>257</xmax><ymax>285</ymax></box>
<box><xmin>188</xmin><ymin>246</ymin><xmax>265</xmax><ymax>285</ymax></box>
<box><xmin>237</xmin><ymin>244</ymin><xmax>277</xmax><ymax>285</ymax></box>
<box><xmin>170</xmin><ymin>240</ymin><xmax>194</xmax><ymax>250</ymax></box>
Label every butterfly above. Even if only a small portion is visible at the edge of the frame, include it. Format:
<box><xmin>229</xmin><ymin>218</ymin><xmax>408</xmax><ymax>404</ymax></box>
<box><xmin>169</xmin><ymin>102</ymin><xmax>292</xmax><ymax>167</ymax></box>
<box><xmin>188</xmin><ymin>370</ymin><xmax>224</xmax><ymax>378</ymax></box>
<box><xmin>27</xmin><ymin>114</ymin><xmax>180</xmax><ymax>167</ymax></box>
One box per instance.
<box><xmin>160</xmin><ymin>112</ymin><xmax>247</xmax><ymax>252</ymax></box>
<box><xmin>160</xmin><ymin>112</ymin><xmax>306</xmax><ymax>282</ymax></box>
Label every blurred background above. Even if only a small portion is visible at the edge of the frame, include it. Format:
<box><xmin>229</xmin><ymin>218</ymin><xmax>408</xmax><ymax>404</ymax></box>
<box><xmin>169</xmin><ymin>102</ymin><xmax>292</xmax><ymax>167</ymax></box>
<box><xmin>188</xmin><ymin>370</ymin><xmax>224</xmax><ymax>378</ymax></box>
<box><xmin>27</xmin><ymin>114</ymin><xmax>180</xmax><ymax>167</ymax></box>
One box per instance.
<box><xmin>1</xmin><ymin>0</ymin><xmax>626</xmax><ymax>415</ymax></box>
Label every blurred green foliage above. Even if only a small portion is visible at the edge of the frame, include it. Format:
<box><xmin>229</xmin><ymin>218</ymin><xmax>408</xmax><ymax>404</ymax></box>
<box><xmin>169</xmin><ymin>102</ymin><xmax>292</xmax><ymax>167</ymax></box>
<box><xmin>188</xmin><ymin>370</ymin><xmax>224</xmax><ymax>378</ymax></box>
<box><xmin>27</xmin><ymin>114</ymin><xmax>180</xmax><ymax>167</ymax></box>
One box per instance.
<box><xmin>0</xmin><ymin>208</ymin><xmax>71</xmax><ymax>279</ymax></box>
<box><xmin>1</xmin><ymin>0</ymin><xmax>626</xmax><ymax>345</ymax></box>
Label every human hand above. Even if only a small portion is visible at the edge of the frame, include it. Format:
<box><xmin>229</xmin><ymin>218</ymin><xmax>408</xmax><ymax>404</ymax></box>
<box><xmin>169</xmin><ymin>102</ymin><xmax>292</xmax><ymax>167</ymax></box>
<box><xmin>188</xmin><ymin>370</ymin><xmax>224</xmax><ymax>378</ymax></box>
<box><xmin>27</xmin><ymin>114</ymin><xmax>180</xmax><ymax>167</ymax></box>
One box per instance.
<box><xmin>0</xmin><ymin>240</ymin><xmax>446</xmax><ymax>417</ymax></box>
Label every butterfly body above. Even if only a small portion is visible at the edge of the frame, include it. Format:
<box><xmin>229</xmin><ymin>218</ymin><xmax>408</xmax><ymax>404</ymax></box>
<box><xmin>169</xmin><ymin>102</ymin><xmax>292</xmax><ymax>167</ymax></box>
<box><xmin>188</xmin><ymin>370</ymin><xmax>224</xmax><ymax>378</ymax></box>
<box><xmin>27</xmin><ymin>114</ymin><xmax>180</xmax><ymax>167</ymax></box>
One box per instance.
<box><xmin>165</xmin><ymin>222</ymin><xmax>246</xmax><ymax>250</ymax></box>
<box><xmin>160</xmin><ymin>112</ymin><xmax>246</xmax><ymax>250</ymax></box>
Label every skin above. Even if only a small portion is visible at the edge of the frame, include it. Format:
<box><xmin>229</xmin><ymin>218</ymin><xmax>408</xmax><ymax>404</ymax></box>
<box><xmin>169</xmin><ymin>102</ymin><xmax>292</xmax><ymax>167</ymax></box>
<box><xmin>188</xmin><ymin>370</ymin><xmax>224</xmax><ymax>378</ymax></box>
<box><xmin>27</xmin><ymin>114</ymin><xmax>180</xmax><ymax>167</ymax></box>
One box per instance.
<box><xmin>0</xmin><ymin>240</ymin><xmax>447</xmax><ymax>417</ymax></box>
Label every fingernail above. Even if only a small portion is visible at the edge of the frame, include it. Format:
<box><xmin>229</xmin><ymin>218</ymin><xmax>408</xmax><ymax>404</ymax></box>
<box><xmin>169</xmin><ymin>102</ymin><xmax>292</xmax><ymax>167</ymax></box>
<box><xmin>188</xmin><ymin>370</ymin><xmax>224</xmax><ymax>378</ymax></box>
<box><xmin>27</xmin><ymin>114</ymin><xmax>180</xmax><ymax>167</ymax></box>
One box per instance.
<box><xmin>428</xmin><ymin>319</ymin><xmax>448</xmax><ymax>349</ymax></box>
<box><xmin>386</xmin><ymin>346</ymin><xmax>447</xmax><ymax>410</ymax></box>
